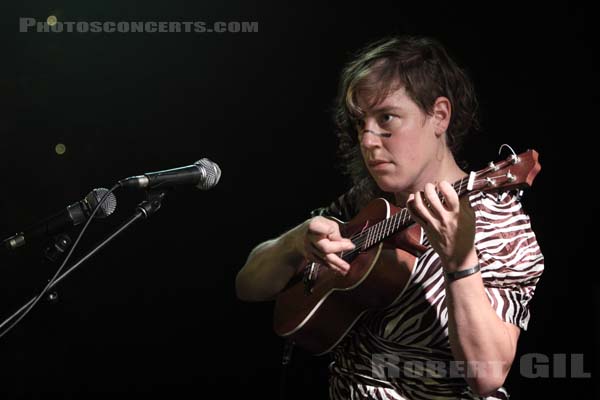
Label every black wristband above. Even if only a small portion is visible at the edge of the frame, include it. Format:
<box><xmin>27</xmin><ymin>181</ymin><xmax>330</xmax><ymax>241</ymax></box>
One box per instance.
<box><xmin>443</xmin><ymin>264</ymin><xmax>481</xmax><ymax>282</ymax></box>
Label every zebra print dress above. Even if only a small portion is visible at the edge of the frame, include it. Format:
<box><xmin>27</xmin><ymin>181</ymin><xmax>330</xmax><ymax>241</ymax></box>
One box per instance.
<box><xmin>318</xmin><ymin>191</ymin><xmax>544</xmax><ymax>400</ymax></box>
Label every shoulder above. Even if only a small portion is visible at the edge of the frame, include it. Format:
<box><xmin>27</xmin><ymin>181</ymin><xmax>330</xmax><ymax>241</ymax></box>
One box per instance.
<box><xmin>468</xmin><ymin>191</ymin><xmax>524</xmax><ymax>217</ymax></box>
<box><xmin>469</xmin><ymin>191</ymin><xmax>541</xmax><ymax>259</ymax></box>
<box><xmin>467</xmin><ymin>191</ymin><xmax>533</xmax><ymax>231</ymax></box>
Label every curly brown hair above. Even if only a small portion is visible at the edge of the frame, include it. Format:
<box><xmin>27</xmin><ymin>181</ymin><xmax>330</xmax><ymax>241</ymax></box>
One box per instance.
<box><xmin>334</xmin><ymin>35</ymin><xmax>480</xmax><ymax>209</ymax></box>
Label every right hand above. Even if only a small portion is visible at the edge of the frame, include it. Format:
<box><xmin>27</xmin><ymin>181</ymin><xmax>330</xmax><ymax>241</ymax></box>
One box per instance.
<box><xmin>297</xmin><ymin>216</ymin><xmax>355</xmax><ymax>275</ymax></box>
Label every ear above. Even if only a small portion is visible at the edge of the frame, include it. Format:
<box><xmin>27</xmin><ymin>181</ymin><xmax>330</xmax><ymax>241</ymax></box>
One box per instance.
<box><xmin>432</xmin><ymin>96</ymin><xmax>451</xmax><ymax>137</ymax></box>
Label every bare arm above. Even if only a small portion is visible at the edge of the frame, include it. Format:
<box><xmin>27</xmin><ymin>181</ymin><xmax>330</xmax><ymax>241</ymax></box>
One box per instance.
<box><xmin>235</xmin><ymin>216</ymin><xmax>355</xmax><ymax>302</ymax></box>
<box><xmin>444</xmin><ymin>249</ymin><xmax>520</xmax><ymax>396</ymax></box>
<box><xmin>407</xmin><ymin>182</ymin><xmax>519</xmax><ymax>396</ymax></box>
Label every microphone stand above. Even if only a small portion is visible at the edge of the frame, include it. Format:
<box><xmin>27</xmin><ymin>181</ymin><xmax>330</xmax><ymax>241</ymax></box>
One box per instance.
<box><xmin>0</xmin><ymin>190</ymin><xmax>167</xmax><ymax>333</ymax></box>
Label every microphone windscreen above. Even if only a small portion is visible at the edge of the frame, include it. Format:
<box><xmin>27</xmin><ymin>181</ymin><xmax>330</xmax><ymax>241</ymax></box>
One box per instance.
<box><xmin>85</xmin><ymin>188</ymin><xmax>117</xmax><ymax>218</ymax></box>
<box><xmin>194</xmin><ymin>158</ymin><xmax>221</xmax><ymax>190</ymax></box>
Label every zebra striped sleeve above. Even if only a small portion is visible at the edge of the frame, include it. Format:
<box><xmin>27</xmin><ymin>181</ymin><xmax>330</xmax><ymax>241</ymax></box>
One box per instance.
<box><xmin>470</xmin><ymin>192</ymin><xmax>545</xmax><ymax>330</ymax></box>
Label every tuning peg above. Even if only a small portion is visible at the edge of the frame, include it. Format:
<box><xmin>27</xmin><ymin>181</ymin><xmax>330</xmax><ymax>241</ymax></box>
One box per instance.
<box><xmin>516</xmin><ymin>190</ymin><xmax>524</xmax><ymax>201</ymax></box>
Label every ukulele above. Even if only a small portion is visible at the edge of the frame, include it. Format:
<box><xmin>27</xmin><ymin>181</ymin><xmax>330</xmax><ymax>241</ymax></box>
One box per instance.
<box><xmin>273</xmin><ymin>149</ymin><xmax>541</xmax><ymax>355</ymax></box>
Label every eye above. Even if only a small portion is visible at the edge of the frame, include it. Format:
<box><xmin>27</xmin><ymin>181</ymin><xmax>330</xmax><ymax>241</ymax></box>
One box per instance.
<box><xmin>379</xmin><ymin>114</ymin><xmax>395</xmax><ymax>125</ymax></box>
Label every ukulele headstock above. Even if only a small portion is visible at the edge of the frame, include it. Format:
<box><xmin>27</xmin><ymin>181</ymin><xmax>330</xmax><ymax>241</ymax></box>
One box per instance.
<box><xmin>471</xmin><ymin>149</ymin><xmax>541</xmax><ymax>194</ymax></box>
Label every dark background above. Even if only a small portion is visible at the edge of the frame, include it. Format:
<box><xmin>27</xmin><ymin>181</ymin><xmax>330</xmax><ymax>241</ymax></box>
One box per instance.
<box><xmin>1</xmin><ymin>2</ymin><xmax>596</xmax><ymax>399</ymax></box>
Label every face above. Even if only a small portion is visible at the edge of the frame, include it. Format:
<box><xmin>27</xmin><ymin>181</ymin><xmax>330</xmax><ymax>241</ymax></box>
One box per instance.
<box><xmin>354</xmin><ymin>86</ymin><xmax>446</xmax><ymax>198</ymax></box>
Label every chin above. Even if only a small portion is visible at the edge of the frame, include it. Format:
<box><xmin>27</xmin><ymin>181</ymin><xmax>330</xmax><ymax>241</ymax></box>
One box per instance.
<box><xmin>373</xmin><ymin>177</ymin><xmax>404</xmax><ymax>194</ymax></box>
<box><xmin>374</xmin><ymin>177</ymin><xmax>406</xmax><ymax>193</ymax></box>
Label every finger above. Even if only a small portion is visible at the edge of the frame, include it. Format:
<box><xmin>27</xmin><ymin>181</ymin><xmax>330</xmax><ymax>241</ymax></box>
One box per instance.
<box><xmin>308</xmin><ymin>217</ymin><xmax>344</xmax><ymax>241</ymax></box>
<box><xmin>308</xmin><ymin>240</ymin><xmax>326</xmax><ymax>259</ymax></box>
<box><xmin>315</xmin><ymin>237</ymin><xmax>355</xmax><ymax>254</ymax></box>
<box><xmin>323</xmin><ymin>253</ymin><xmax>351</xmax><ymax>274</ymax></box>
<box><xmin>313</xmin><ymin>255</ymin><xmax>348</xmax><ymax>275</ymax></box>
<box><xmin>307</xmin><ymin>217</ymin><xmax>337</xmax><ymax>235</ymax></box>
<box><xmin>406</xmin><ymin>193</ymin><xmax>425</xmax><ymax>227</ymax></box>
<box><xmin>306</xmin><ymin>242</ymin><xmax>331</xmax><ymax>267</ymax></box>
<box><xmin>307</xmin><ymin>238</ymin><xmax>352</xmax><ymax>275</ymax></box>
<box><xmin>308</xmin><ymin>245</ymin><xmax>349</xmax><ymax>275</ymax></box>
<box><xmin>410</xmin><ymin>190</ymin><xmax>436</xmax><ymax>225</ymax></box>
<box><xmin>438</xmin><ymin>180</ymin><xmax>459</xmax><ymax>212</ymax></box>
<box><xmin>307</xmin><ymin>218</ymin><xmax>353</xmax><ymax>251</ymax></box>
<box><xmin>424</xmin><ymin>182</ymin><xmax>445</xmax><ymax>219</ymax></box>
<box><xmin>309</xmin><ymin>237</ymin><xmax>355</xmax><ymax>266</ymax></box>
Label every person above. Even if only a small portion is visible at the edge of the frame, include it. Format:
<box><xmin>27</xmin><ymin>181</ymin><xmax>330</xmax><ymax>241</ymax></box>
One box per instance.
<box><xmin>235</xmin><ymin>35</ymin><xmax>544</xmax><ymax>400</ymax></box>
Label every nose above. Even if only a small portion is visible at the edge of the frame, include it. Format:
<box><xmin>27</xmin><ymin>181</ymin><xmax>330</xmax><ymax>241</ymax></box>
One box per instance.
<box><xmin>358</xmin><ymin>117</ymin><xmax>376</xmax><ymax>145</ymax></box>
<box><xmin>360</xmin><ymin>126</ymin><xmax>392</xmax><ymax>149</ymax></box>
<box><xmin>360</xmin><ymin>129</ymin><xmax>379</xmax><ymax>148</ymax></box>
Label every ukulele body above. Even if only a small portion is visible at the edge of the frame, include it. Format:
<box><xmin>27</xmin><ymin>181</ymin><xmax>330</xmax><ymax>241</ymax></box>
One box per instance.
<box><xmin>273</xmin><ymin>198</ymin><xmax>426</xmax><ymax>355</ymax></box>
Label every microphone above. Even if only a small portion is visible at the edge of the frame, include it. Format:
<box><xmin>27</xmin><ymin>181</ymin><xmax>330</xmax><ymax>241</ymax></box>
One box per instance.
<box><xmin>118</xmin><ymin>158</ymin><xmax>221</xmax><ymax>190</ymax></box>
<box><xmin>2</xmin><ymin>188</ymin><xmax>117</xmax><ymax>251</ymax></box>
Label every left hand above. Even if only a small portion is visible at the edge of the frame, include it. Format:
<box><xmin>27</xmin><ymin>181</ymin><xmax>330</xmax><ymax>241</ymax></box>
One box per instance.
<box><xmin>406</xmin><ymin>181</ymin><xmax>477</xmax><ymax>271</ymax></box>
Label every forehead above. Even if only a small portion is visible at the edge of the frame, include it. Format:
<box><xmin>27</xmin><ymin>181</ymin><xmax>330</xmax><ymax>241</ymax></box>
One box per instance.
<box><xmin>355</xmin><ymin>86</ymin><xmax>413</xmax><ymax>114</ymax></box>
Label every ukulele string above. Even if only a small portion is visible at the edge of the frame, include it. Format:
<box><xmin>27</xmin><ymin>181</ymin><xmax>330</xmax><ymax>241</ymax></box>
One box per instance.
<box><xmin>313</xmin><ymin>160</ymin><xmax>519</xmax><ymax>266</ymax></box>
<box><xmin>339</xmin><ymin>175</ymin><xmax>478</xmax><ymax>260</ymax></box>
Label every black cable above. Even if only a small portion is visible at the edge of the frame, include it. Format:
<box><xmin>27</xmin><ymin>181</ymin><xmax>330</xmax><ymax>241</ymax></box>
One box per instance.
<box><xmin>0</xmin><ymin>183</ymin><xmax>120</xmax><ymax>340</ymax></box>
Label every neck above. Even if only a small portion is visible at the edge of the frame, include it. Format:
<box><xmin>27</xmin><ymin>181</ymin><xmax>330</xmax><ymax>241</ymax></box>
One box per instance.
<box><xmin>394</xmin><ymin>153</ymin><xmax>467</xmax><ymax>206</ymax></box>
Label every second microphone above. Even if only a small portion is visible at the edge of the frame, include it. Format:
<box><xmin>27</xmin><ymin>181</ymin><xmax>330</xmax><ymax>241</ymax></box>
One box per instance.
<box><xmin>118</xmin><ymin>158</ymin><xmax>221</xmax><ymax>190</ymax></box>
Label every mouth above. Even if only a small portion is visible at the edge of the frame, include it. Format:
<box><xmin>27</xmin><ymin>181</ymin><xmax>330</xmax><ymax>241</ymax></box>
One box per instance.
<box><xmin>367</xmin><ymin>160</ymin><xmax>393</xmax><ymax>172</ymax></box>
<box><xmin>367</xmin><ymin>160</ymin><xmax>391</xmax><ymax>167</ymax></box>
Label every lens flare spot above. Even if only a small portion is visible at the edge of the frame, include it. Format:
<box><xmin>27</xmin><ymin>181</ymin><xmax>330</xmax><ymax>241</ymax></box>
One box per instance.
<box><xmin>55</xmin><ymin>143</ymin><xmax>66</xmax><ymax>155</ymax></box>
